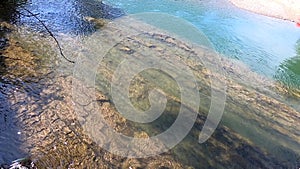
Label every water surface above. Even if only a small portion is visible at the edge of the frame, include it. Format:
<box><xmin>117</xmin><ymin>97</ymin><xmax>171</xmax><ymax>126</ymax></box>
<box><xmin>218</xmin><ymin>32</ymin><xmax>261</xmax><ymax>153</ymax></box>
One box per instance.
<box><xmin>0</xmin><ymin>0</ymin><xmax>299</xmax><ymax>168</ymax></box>
<box><xmin>103</xmin><ymin>0</ymin><xmax>300</xmax><ymax>89</ymax></box>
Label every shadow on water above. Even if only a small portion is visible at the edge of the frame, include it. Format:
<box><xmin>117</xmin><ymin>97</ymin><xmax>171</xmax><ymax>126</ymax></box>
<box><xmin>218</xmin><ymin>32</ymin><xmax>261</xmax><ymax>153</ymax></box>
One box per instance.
<box><xmin>0</xmin><ymin>22</ymin><xmax>65</xmax><ymax>166</ymax></box>
<box><xmin>0</xmin><ymin>26</ymin><xmax>26</xmax><ymax>164</ymax></box>
<box><xmin>0</xmin><ymin>1</ymin><xmax>27</xmax><ymax>23</ymax></box>
<box><xmin>0</xmin><ymin>79</ymin><xmax>27</xmax><ymax>165</ymax></box>
<box><xmin>92</xmin><ymin>29</ymin><xmax>300</xmax><ymax>168</ymax></box>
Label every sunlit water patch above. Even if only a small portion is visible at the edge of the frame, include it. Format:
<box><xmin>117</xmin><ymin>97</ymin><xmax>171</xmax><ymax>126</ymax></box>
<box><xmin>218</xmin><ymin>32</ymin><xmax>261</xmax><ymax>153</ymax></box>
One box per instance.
<box><xmin>103</xmin><ymin>0</ymin><xmax>300</xmax><ymax>90</ymax></box>
<box><xmin>19</xmin><ymin>0</ymin><xmax>124</xmax><ymax>35</ymax></box>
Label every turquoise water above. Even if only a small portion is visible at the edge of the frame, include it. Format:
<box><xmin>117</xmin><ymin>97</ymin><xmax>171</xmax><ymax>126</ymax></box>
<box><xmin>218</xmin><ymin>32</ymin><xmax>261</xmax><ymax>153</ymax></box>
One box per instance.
<box><xmin>103</xmin><ymin>0</ymin><xmax>300</xmax><ymax>89</ymax></box>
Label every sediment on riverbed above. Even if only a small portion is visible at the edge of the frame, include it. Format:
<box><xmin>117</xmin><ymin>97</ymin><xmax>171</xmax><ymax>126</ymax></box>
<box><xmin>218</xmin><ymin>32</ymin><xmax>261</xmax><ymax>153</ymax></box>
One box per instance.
<box><xmin>0</xmin><ymin>21</ymin><xmax>189</xmax><ymax>168</ymax></box>
<box><xmin>228</xmin><ymin>0</ymin><xmax>300</xmax><ymax>22</ymax></box>
<box><xmin>75</xmin><ymin>18</ymin><xmax>300</xmax><ymax>167</ymax></box>
<box><xmin>1</xmin><ymin>16</ymin><xmax>299</xmax><ymax>168</ymax></box>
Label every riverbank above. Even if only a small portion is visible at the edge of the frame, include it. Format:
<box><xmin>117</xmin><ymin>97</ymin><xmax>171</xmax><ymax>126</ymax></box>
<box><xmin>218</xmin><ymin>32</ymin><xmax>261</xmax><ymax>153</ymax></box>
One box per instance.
<box><xmin>228</xmin><ymin>0</ymin><xmax>300</xmax><ymax>22</ymax></box>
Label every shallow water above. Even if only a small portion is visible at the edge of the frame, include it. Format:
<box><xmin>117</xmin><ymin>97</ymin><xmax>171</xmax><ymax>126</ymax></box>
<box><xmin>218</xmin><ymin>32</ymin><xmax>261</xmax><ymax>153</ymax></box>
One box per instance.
<box><xmin>0</xmin><ymin>0</ymin><xmax>124</xmax><ymax>165</ymax></box>
<box><xmin>98</xmin><ymin>0</ymin><xmax>300</xmax><ymax>167</ymax></box>
<box><xmin>87</xmin><ymin>20</ymin><xmax>300</xmax><ymax>167</ymax></box>
<box><xmin>0</xmin><ymin>78</ymin><xmax>27</xmax><ymax>164</ymax></box>
<box><xmin>0</xmin><ymin>0</ymin><xmax>299</xmax><ymax>168</ymax></box>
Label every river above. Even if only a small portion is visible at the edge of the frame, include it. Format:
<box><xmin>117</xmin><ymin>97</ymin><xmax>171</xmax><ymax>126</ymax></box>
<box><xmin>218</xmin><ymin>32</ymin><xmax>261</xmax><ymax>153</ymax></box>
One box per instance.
<box><xmin>0</xmin><ymin>0</ymin><xmax>299</xmax><ymax>168</ymax></box>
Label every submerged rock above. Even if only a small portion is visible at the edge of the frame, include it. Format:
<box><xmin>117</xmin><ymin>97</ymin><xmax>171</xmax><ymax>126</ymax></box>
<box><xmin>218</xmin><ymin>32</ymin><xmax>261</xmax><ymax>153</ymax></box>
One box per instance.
<box><xmin>0</xmin><ymin>15</ymin><xmax>299</xmax><ymax>169</ymax></box>
<box><xmin>84</xmin><ymin>16</ymin><xmax>108</xmax><ymax>29</ymax></box>
<box><xmin>75</xmin><ymin>18</ymin><xmax>299</xmax><ymax>168</ymax></box>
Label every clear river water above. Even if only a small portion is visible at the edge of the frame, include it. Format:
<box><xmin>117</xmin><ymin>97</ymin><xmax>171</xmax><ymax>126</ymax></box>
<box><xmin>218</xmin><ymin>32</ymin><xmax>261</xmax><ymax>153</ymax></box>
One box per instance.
<box><xmin>0</xmin><ymin>0</ymin><xmax>299</xmax><ymax>168</ymax></box>
<box><xmin>103</xmin><ymin>0</ymin><xmax>300</xmax><ymax>89</ymax></box>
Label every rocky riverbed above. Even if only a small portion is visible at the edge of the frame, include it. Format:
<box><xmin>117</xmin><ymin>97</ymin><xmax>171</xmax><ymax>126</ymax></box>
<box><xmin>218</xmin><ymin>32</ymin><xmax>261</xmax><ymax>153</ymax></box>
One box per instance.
<box><xmin>83</xmin><ymin>18</ymin><xmax>300</xmax><ymax>168</ymax></box>
<box><xmin>0</xmin><ymin>2</ymin><xmax>300</xmax><ymax>168</ymax></box>
<box><xmin>0</xmin><ymin>21</ymin><xmax>191</xmax><ymax>168</ymax></box>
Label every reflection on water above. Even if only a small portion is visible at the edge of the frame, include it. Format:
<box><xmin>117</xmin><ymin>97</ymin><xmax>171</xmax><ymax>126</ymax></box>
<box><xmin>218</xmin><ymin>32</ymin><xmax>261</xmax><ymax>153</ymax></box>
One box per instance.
<box><xmin>276</xmin><ymin>40</ymin><xmax>300</xmax><ymax>90</ymax></box>
<box><xmin>20</xmin><ymin>0</ymin><xmax>124</xmax><ymax>35</ymax></box>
